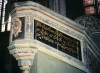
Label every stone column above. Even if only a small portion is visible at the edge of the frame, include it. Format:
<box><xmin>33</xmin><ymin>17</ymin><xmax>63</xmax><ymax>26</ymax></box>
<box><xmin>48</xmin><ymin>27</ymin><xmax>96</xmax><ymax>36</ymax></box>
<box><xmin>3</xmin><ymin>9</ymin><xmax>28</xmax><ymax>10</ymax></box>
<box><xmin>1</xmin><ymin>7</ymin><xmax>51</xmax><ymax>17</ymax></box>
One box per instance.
<box><xmin>49</xmin><ymin>0</ymin><xmax>66</xmax><ymax>16</ymax></box>
<box><xmin>49</xmin><ymin>0</ymin><xmax>54</xmax><ymax>10</ymax></box>
<box><xmin>58</xmin><ymin>0</ymin><xmax>66</xmax><ymax>16</ymax></box>
<box><xmin>54</xmin><ymin>0</ymin><xmax>59</xmax><ymax>13</ymax></box>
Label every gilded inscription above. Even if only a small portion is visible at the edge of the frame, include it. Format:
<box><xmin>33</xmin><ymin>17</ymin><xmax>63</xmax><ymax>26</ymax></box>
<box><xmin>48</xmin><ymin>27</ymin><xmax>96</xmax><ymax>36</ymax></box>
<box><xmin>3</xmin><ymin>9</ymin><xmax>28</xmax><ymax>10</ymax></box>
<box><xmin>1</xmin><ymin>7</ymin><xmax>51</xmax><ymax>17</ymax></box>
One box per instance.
<box><xmin>35</xmin><ymin>20</ymin><xmax>57</xmax><ymax>48</ymax></box>
<box><xmin>34</xmin><ymin>20</ymin><xmax>81</xmax><ymax>60</ymax></box>
<box><xmin>58</xmin><ymin>31</ymin><xmax>80</xmax><ymax>58</ymax></box>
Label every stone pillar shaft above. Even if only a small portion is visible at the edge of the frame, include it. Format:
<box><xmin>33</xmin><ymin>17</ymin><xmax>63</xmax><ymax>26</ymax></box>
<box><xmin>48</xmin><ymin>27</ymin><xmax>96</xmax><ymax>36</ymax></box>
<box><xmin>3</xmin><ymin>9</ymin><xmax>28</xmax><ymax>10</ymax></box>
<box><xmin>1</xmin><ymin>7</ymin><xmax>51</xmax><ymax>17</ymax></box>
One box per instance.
<box><xmin>49</xmin><ymin>0</ymin><xmax>66</xmax><ymax>16</ymax></box>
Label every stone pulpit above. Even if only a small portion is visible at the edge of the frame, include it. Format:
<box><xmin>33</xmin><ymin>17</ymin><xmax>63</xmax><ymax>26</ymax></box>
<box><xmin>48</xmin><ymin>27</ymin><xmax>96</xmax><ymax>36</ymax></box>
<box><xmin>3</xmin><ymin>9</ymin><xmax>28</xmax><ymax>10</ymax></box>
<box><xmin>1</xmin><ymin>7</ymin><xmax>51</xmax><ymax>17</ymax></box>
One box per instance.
<box><xmin>7</xmin><ymin>1</ymin><xmax>100</xmax><ymax>73</ymax></box>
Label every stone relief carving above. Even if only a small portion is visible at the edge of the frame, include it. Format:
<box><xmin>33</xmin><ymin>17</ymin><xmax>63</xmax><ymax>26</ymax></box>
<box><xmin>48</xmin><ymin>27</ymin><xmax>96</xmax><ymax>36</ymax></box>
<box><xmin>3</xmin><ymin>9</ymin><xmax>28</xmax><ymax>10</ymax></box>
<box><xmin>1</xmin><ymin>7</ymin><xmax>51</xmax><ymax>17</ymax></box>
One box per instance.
<box><xmin>11</xmin><ymin>17</ymin><xmax>25</xmax><ymax>41</ymax></box>
<box><xmin>12</xmin><ymin>18</ymin><xmax>22</xmax><ymax>38</ymax></box>
<box><xmin>25</xmin><ymin>16</ymin><xmax>34</xmax><ymax>39</ymax></box>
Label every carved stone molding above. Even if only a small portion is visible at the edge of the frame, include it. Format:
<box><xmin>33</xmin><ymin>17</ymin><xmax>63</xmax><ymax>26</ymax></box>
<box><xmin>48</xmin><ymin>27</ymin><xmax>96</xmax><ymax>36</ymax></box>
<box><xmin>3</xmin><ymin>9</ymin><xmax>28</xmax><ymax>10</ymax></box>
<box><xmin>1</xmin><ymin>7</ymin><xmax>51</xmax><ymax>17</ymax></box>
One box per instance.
<box><xmin>9</xmin><ymin>47</ymin><xmax>37</xmax><ymax>71</ymax></box>
<box><xmin>9</xmin><ymin>48</ymin><xmax>37</xmax><ymax>54</ymax></box>
<box><xmin>13</xmin><ymin>53</ymin><xmax>35</xmax><ymax>60</ymax></box>
<box><xmin>10</xmin><ymin>39</ymin><xmax>34</xmax><ymax>45</ymax></box>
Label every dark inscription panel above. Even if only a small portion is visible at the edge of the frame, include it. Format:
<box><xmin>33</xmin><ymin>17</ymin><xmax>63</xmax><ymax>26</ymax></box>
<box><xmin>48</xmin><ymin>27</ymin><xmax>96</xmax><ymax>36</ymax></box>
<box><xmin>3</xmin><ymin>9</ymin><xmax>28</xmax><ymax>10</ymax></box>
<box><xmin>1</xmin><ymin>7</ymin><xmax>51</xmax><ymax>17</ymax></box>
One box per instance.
<box><xmin>34</xmin><ymin>20</ymin><xmax>57</xmax><ymax>48</ymax></box>
<box><xmin>58</xmin><ymin>31</ymin><xmax>81</xmax><ymax>60</ymax></box>
<box><xmin>34</xmin><ymin>20</ymin><xmax>82</xmax><ymax>60</ymax></box>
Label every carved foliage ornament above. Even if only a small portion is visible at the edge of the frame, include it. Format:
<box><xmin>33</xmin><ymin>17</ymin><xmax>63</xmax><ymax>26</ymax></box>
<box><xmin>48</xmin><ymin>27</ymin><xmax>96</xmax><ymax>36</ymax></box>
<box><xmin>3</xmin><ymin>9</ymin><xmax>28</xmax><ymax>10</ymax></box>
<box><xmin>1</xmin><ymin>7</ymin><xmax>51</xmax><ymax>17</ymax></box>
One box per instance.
<box><xmin>75</xmin><ymin>15</ymin><xmax>100</xmax><ymax>32</ymax></box>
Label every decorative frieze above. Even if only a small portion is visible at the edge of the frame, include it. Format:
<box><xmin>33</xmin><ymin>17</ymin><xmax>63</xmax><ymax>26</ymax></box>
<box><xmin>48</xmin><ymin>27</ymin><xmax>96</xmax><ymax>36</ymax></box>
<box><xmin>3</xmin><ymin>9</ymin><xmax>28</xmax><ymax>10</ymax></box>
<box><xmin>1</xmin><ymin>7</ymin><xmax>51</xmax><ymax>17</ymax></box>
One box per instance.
<box><xmin>9</xmin><ymin>48</ymin><xmax>37</xmax><ymax>54</ymax></box>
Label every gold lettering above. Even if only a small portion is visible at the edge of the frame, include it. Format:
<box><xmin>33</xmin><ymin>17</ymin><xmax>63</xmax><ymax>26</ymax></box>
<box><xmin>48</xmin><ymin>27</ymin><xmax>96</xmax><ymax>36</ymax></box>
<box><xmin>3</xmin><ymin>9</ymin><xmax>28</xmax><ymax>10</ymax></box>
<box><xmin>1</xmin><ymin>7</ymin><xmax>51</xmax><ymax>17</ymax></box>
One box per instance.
<box><xmin>53</xmin><ymin>35</ymin><xmax>57</xmax><ymax>40</ymax></box>
<box><xmin>58</xmin><ymin>32</ymin><xmax>63</xmax><ymax>37</ymax></box>
<box><xmin>35</xmin><ymin>20</ymin><xmax>80</xmax><ymax>58</ymax></box>
<box><xmin>36</xmin><ymin>21</ymin><xmax>42</xmax><ymax>27</ymax></box>
<box><xmin>58</xmin><ymin>38</ymin><xmax>62</xmax><ymax>42</ymax></box>
<box><xmin>49</xmin><ymin>34</ymin><xmax>53</xmax><ymax>38</ymax></box>
<box><xmin>36</xmin><ymin>33</ymin><xmax>41</xmax><ymax>36</ymax></box>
